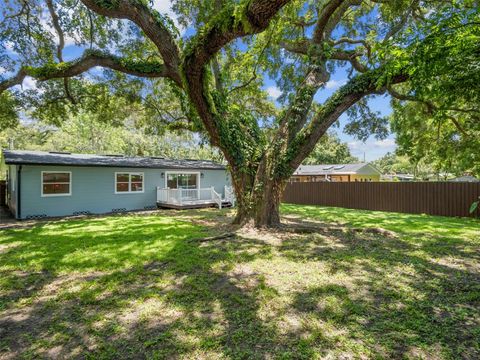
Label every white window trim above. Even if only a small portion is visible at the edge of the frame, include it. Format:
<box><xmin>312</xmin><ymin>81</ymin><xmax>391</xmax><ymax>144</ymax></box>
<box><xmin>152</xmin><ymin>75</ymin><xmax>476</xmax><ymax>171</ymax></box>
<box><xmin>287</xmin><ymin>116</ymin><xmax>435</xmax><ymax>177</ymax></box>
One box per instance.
<box><xmin>114</xmin><ymin>172</ymin><xmax>145</xmax><ymax>194</ymax></box>
<box><xmin>41</xmin><ymin>171</ymin><xmax>72</xmax><ymax>197</ymax></box>
<box><xmin>164</xmin><ymin>171</ymin><xmax>201</xmax><ymax>190</ymax></box>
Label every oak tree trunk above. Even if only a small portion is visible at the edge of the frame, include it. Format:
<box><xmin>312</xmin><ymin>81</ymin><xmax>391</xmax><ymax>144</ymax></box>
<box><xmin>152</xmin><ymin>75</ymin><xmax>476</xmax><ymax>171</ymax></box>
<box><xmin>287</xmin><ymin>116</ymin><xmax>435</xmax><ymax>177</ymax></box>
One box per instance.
<box><xmin>231</xmin><ymin>167</ymin><xmax>287</xmax><ymax>228</ymax></box>
<box><xmin>253</xmin><ymin>177</ymin><xmax>285</xmax><ymax>227</ymax></box>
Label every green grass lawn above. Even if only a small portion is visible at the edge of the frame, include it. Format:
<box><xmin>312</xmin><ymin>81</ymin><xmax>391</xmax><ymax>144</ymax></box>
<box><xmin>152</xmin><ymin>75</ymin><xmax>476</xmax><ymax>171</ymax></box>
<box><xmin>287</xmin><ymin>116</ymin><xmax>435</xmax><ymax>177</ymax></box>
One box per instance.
<box><xmin>0</xmin><ymin>206</ymin><xmax>479</xmax><ymax>359</ymax></box>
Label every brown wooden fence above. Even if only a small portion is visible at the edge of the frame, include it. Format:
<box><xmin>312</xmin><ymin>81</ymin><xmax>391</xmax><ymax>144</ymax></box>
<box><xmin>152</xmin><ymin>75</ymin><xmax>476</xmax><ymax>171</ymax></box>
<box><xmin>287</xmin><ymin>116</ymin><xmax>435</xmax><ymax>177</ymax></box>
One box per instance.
<box><xmin>0</xmin><ymin>180</ymin><xmax>5</xmax><ymax>207</ymax></box>
<box><xmin>282</xmin><ymin>182</ymin><xmax>480</xmax><ymax>218</ymax></box>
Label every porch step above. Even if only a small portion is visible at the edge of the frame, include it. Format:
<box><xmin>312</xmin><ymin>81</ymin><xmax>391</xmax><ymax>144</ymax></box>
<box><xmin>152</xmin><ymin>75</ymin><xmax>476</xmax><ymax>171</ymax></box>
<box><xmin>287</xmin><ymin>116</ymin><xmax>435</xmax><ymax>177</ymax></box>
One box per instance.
<box><xmin>221</xmin><ymin>201</ymin><xmax>232</xmax><ymax>208</ymax></box>
<box><xmin>157</xmin><ymin>200</ymin><xmax>232</xmax><ymax>210</ymax></box>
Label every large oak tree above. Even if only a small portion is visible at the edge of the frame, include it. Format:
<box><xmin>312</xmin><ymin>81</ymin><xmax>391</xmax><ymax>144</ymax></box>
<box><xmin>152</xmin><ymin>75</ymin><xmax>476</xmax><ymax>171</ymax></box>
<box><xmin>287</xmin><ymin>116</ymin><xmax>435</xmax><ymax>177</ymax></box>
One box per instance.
<box><xmin>1</xmin><ymin>0</ymin><xmax>478</xmax><ymax>226</ymax></box>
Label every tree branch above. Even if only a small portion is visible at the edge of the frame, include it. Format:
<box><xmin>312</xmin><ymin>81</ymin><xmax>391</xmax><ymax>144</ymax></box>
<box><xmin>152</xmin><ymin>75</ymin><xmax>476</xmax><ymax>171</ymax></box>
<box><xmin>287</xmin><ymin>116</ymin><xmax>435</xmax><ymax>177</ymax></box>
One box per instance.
<box><xmin>387</xmin><ymin>85</ymin><xmax>417</xmax><ymax>102</ymax></box>
<box><xmin>46</xmin><ymin>0</ymin><xmax>65</xmax><ymax>62</ymax></box>
<box><xmin>279</xmin><ymin>39</ymin><xmax>309</xmax><ymax>54</ymax></box>
<box><xmin>446</xmin><ymin>115</ymin><xmax>469</xmax><ymax>137</ymax></box>
<box><xmin>2</xmin><ymin>1</ymin><xmax>28</xmax><ymax>21</ymax></box>
<box><xmin>229</xmin><ymin>25</ymin><xmax>276</xmax><ymax>94</ymax></box>
<box><xmin>331</xmin><ymin>49</ymin><xmax>368</xmax><ymax>72</ymax></box>
<box><xmin>322</xmin><ymin>0</ymin><xmax>363</xmax><ymax>41</ymax></box>
<box><xmin>211</xmin><ymin>56</ymin><xmax>224</xmax><ymax>93</ymax></box>
<box><xmin>284</xmin><ymin>66</ymin><xmax>329</xmax><ymax>141</ymax></box>
<box><xmin>184</xmin><ymin>0</ymin><xmax>290</xmax><ymax>78</ymax></box>
<box><xmin>0</xmin><ymin>69</ymin><xmax>28</xmax><ymax>94</ymax></box>
<box><xmin>284</xmin><ymin>68</ymin><xmax>409</xmax><ymax>173</ymax></box>
<box><xmin>0</xmin><ymin>51</ymin><xmax>169</xmax><ymax>95</ymax></box>
<box><xmin>182</xmin><ymin>0</ymin><xmax>290</xmax><ymax>167</ymax></box>
<box><xmin>388</xmin><ymin>85</ymin><xmax>470</xmax><ymax>137</ymax></box>
<box><xmin>333</xmin><ymin>37</ymin><xmax>371</xmax><ymax>58</ymax></box>
<box><xmin>313</xmin><ymin>0</ymin><xmax>347</xmax><ymax>43</ymax></box>
<box><xmin>333</xmin><ymin>37</ymin><xmax>367</xmax><ymax>47</ymax></box>
<box><xmin>46</xmin><ymin>0</ymin><xmax>76</xmax><ymax>104</ymax></box>
<box><xmin>80</xmin><ymin>0</ymin><xmax>182</xmax><ymax>85</ymax></box>
<box><xmin>280</xmin><ymin>41</ymin><xmax>369</xmax><ymax>73</ymax></box>
<box><xmin>382</xmin><ymin>5</ymin><xmax>414</xmax><ymax>42</ymax></box>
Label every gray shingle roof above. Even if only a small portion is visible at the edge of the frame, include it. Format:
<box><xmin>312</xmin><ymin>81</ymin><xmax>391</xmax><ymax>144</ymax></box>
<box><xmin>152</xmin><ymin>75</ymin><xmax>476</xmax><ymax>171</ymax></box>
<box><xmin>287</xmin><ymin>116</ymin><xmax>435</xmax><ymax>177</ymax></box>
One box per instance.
<box><xmin>2</xmin><ymin>150</ymin><xmax>226</xmax><ymax>170</ymax></box>
<box><xmin>448</xmin><ymin>175</ymin><xmax>480</xmax><ymax>182</ymax></box>
<box><xmin>294</xmin><ymin>163</ymin><xmax>378</xmax><ymax>175</ymax></box>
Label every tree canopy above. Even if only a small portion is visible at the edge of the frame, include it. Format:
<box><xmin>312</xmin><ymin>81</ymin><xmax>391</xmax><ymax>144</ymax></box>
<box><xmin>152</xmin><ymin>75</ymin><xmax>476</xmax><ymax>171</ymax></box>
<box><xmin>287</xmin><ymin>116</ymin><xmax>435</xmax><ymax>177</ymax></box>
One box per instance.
<box><xmin>1</xmin><ymin>0</ymin><xmax>478</xmax><ymax>226</ymax></box>
<box><xmin>303</xmin><ymin>132</ymin><xmax>357</xmax><ymax>165</ymax></box>
<box><xmin>372</xmin><ymin>152</ymin><xmax>438</xmax><ymax>180</ymax></box>
<box><xmin>0</xmin><ymin>111</ymin><xmax>223</xmax><ymax>160</ymax></box>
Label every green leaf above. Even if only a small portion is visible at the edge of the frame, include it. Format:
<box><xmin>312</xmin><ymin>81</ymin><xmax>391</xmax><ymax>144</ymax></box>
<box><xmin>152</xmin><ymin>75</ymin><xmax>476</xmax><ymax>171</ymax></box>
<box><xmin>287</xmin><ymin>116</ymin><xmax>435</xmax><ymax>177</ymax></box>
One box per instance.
<box><xmin>469</xmin><ymin>200</ymin><xmax>479</xmax><ymax>214</ymax></box>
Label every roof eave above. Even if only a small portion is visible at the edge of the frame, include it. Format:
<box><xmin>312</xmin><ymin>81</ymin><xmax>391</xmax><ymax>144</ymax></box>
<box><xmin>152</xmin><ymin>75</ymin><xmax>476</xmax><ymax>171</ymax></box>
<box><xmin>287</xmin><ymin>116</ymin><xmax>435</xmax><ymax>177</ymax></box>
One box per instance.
<box><xmin>3</xmin><ymin>160</ymin><xmax>226</xmax><ymax>170</ymax></box>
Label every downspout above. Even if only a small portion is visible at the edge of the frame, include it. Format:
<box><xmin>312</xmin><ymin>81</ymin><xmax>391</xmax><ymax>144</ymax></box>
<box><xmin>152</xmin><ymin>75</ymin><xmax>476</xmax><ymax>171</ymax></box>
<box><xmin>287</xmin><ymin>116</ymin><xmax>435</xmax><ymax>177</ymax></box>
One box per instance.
<box><xmin>17</xmin><ymin>165</ymin><xmax>22</xmax><ymax>220</ymax></box>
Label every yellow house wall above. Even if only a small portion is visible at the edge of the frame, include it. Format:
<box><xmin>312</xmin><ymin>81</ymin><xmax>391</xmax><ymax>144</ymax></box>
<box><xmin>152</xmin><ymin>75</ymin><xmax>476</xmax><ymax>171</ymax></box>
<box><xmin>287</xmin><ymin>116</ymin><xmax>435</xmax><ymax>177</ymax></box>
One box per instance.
<box><xmin>350</xmin><ymin>174</ymin><xmax>380</xmax><ymax>182</ymax></box>
<box><xmin>290</xmin><ymin>174</ymin><xmax>381</xmax><ymax>182</ymax></box>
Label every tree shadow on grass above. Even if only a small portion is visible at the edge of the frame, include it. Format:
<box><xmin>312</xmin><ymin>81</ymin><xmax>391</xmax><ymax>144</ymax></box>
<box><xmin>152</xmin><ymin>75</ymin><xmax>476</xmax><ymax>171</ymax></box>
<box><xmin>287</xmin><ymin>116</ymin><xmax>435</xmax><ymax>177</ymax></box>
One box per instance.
<box><xmin>0</xmin><ymin>212</ymin><xmax>479</xmax><ymax>359</ymax></box>
<box><xmin>280</xmin><ymin>228</ymin><xmax>480</xmax><ymax>359</ymax></box>
<box><xmin>0</xmin><ymin>219</ymin><xmax>286</xmax><ymax>359</ymax></box>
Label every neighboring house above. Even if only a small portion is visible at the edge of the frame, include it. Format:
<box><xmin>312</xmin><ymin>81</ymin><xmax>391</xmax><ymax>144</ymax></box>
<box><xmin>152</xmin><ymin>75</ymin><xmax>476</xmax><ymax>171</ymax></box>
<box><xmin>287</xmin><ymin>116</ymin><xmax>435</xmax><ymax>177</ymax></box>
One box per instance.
<box><xmin>290</xmin><ymin>163</ymin><xmax>381</xmax><ymax>183</ymax></box>
<box><xmin>381</xmin><ymin>173</ymin><xmax>415</xmax><ymax>182</ymax></box>
<box><xmin>1</xmin><ymin>150</ymin><xmax>233</xmax><ymax>220</ymax></box>
<box><xmin>448</xmin><ymin>175</ymin><xmax>480</xmax><ymax>182</ymax></box>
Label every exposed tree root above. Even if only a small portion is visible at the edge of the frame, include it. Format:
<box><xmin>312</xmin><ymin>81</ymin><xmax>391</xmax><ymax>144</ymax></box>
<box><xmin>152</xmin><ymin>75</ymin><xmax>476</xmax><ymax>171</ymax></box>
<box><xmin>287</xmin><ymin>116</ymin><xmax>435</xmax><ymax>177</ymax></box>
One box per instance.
<box><xmin>187</xmin><ymin>233</ymin><xmax>236</xmax><ymax>243</ymax></box>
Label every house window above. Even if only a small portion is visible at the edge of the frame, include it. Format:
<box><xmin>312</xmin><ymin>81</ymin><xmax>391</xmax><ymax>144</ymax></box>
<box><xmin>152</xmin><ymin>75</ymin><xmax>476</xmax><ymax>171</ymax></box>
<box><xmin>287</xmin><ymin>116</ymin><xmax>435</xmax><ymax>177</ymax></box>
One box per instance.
<box><xmin>42</xmin><ymin>171</ymin><xmax>71</xmax><ymax>196</ymax></box>
<box><xmin>166</xmin><ymin>173</ymin><xmax>198</xmax><ymax>189</ymax></box>
<box><xmin>115</xmin><ymin>173</ymin><xmax>144</xmax><ymax>193</ymax></box>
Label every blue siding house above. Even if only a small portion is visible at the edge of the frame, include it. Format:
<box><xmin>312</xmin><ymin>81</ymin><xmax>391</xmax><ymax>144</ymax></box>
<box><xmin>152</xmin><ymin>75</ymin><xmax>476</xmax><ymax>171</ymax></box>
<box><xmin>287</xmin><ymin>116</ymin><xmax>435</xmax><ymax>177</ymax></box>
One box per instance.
<box><xmin>2</xmin><ymin>150</ymin><xmax>233</xmax><ymax>220</ymax></box>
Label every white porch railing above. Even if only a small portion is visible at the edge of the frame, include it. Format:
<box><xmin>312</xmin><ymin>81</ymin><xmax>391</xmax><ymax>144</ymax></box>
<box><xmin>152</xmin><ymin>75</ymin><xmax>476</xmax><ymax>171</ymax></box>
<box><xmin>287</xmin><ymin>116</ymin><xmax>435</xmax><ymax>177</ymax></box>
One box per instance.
<box><xmin>211</xmin><ymin>188</ymin><xmax>222</xmax><ymax>209</ymax></box>
<box><xmin>157</xmin><ymin>186</ymin><xmax>236</xmax><ymax>208</ymax></box>
<box><xmin>224</xmin><ymin>185</ymin><xmax>236</xmax><ymax>207</ymax></box>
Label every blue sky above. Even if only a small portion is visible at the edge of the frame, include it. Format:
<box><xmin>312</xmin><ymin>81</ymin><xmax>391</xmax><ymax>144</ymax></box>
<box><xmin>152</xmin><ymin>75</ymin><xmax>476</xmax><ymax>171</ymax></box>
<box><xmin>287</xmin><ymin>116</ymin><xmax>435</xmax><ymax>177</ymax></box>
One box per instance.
<box><xmin>2</xmin><ymin>0</ymin><xmax>396</xmax><ymax>162</ymax></box>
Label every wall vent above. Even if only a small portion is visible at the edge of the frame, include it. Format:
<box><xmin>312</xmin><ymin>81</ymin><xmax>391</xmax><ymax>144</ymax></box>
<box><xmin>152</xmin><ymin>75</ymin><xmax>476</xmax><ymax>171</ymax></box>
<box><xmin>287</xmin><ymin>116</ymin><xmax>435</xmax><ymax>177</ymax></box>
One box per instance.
<box><xmin>73</xmin><ymin>211</ymin><xmax>91</xmax><ymax>216</ymax></box>
<box><xmin>49</xmin><ymin>151</ymin><xmax>71</xmax><ymax>155</ymax></box>
<box><xmin>26</xmin><ymin>214</ymin><xmax>48</xmax><ymax>220</ymax></box>
<box><xmin>144</xmin><ymin>205</ymin><xmax>158</xmax><ymax>210</ymax></box>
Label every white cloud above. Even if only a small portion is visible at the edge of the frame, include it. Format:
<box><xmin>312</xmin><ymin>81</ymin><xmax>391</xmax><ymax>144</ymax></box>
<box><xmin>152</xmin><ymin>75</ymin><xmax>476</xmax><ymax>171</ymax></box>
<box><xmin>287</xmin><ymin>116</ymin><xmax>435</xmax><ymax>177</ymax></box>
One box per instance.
<box><xmin>3</xmin><ymin>41</ymin><xmax>17</xmax><ymax>55</ymax></box>
<box><xmin>347</xmin><ymin>140</ymin><xmax>363</xmax><ymax>150</ymax></box>
<box><xmin>325</xmin><ymin>79</ymin><xmax>347</xmax><ymax>90</ymax></box>
<box><xmin>23</xmin><ymin>77</ymin><xmax>37</xmax><ymax>90</ymax></box>
<box><xmin>152</xmin><ymin>0</ymin><xmax>183</xmax><ymax>33</ymax></box>
<box><xmin>347</xmin><ymin>138</ymin><xmax>397</xmax><ymax>161</ymax></box>
<box><xmin>152</xmin><ymin>0</ymin><xmax>174</xmax><ymax>14</ymax></box>
<box><xmin>17</xmin><ymin>76</ymin><xmax>48</xmax><ymax>94</ymax></box>
<box><xmin>266</xmin><ymin>86</ymin><xmax>282</xmax><ymax>100</ymax></box>
<box><xmin>374</xmin><ymin>139</ymin><xmax>396</xmax><ymax>148</ymax></box>
<box><xmin>39</xmin><ymin>13</ymin><xmax>76</xmax><ymax>48</ymax></box>
<box><xmin>348</xmin><ymin>138</ymin><xmax>396</xmax><ymax>151</ymax></box>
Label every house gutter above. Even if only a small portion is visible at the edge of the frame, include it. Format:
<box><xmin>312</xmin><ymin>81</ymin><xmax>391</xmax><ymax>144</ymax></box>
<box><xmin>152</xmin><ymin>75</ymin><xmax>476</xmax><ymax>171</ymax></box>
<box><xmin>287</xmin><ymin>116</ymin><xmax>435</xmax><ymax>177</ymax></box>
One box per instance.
<box><xmin>17</xmin><ymin>165</ymin><xmax>22</xmax><ymax>219</ymax></box>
